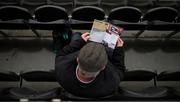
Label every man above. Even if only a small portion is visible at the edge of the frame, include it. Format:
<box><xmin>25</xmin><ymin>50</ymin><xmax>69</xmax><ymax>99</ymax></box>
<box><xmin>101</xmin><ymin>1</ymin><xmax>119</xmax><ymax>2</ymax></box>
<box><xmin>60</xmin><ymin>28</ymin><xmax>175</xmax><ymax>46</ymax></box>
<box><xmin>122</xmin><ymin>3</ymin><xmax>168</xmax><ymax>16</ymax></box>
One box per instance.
<box><xmin>55</xmin><ymin>32</ymin><xmax>125</xmax><ymax>98</ymax></box>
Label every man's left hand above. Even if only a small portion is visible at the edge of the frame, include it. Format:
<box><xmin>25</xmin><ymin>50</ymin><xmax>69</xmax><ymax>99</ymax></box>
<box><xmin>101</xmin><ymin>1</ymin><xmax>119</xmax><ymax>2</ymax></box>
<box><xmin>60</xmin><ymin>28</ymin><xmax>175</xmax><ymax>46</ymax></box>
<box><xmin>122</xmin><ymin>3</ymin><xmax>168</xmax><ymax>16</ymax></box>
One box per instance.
<box><xmin>81</xmin><ymin>32</ymin><xmax>90</xmax><ymax>42</ymax></box>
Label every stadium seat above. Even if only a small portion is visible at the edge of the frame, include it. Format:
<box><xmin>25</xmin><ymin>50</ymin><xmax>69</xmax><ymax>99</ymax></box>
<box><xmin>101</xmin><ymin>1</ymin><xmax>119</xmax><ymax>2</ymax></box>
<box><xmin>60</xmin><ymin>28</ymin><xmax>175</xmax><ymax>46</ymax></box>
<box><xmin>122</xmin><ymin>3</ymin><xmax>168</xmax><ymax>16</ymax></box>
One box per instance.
<box><xmin>157</xmin><ymin>71</ymin><xmax>180</xmax><ymax>98</ymax></box>
<box><xmin>0</xmin><ymin>71</ymin><xmax>20</xmax><ymax>101</ymax></box>
<box><xmin>20</xmin><ymin>0</ymin><xmax>47</xmax><ymax>6</ymax></box>
<box><xmin>157</xmin><ymin>71</ymin><xmax>180</xmax><ymax>81</ymax></box>
<box><xmin>20</xmin><ymin>70</ymin><xmax>56</xmax><ymax>82</ymax></box>
<box><xmin>119</xmin><ymin>86</ymin><xmax>169</xmax><ymax>99</ymax></box>
<box><xmin>6</xmin><ymin>70</ymin><xmax>60</xmax><ymax>100</ymax></box>
<box><xmin>60</xmin><ymin>89</ymin><xmax>115</xmax><ymax>101</ymax></box>
<box><xmin>9</xmin><ymin>87</ymin><xmax>61</xmax><ymax>100</ymax></box>
<box><xmin>30</xmin><ymin>5</ymin><xmax>68</xmax><ymax>30</ymax></box>
<box><xmin>108</xmin><ymin>6</ymin><xmax>142</xmax><ymax>23</ymax></box>
<box><xmin>70</xmin><ymin>6</ymin><xmax>105</xmax><ymax>29</ymax></box>
<box><xmin>154</xmin><ymin>0</ymin><xmax>178</xmax><ymax>7</ymax></box>
<box><xmin>142</xmin><ymin>7</ymin><xmax>178</xmax><ymax>30</ymax></box>
<box><xmin>47</xmin><ymin>0</ymin><xmax>74</xmax><ymax>6</ymax></box>
<box><xmin>108</xmin><ymin>6</ymin><xmax>147</xmax><ymax>30</ymax></box>
<box><xmin>118</xmin><ymin>69</ymin><xmax>169</xmax><ymax>99</ymax></box>
<box><xmin>100</xmin><ymin>0</ymin><xmax>126</xmax><ymax>6</ymax></box>
<box><xmin>123</xmin><ymin>70</ymin><xmax>156</xmax><ymax>81</ymax></box>
<box><xmin>0</xmin><ymin>6</ymin><xmax>33</xmax><ymax>21</ymax></box>
<box><xmin>74</xmin><ymin>0</ymin><xmax>101</xmax><ymax>6</ymax></box>
<box><xmin>0</xmin><ymin>6</ymin><xmax>33</xmax><ymax>29</ymax></box>
<box><xmin>34</xmin><ymin>5</ymin><xmax>68</xmax><ymax>22</ymax></box>
<box><xmin>0</xmin><ymin>71</ymin><xmax>20</xmax><ymax>82</ymax></box>
<box><xmin>127</xmin><ymin>0</ymin><xmax>154</xmax><ymax>7</ymax></box>
<box><xmin>0</xmin><ymin>0</ymin><xmax>20</xmax><ymax>5</ymax></box>
<box><xmin>143</xmin><ymin>7</ymin><xmax>178</xmax><ymax>22</ymax></box>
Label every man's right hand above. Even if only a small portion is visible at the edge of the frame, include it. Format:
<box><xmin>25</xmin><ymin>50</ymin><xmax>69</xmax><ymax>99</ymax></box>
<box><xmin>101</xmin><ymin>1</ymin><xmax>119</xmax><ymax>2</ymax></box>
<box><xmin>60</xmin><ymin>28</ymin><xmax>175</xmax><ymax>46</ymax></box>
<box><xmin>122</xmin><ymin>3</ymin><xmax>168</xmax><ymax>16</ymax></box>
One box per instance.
<box><xmin>116</xmin><ymin>38</ymin><xmax>124</xmax><ymax>47</ymax></box>
<box><xmin>81</xmin><ymin>32</ymin><xmax>90</xmax><ymax>42</ymax></box>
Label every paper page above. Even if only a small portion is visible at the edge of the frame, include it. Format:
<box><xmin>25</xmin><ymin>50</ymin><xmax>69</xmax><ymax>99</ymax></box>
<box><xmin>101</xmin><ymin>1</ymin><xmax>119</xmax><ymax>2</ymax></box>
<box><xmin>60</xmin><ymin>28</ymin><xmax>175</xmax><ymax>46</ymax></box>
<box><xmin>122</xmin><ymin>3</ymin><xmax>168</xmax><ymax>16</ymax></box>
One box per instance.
<box><xmin>89</xmin><ymin>20</ymin><xmax>123</xmax><ymax>49</ymax></box>
<box><xmin>103</xmin><ymin>32</ymin><xmax>119</xmax><ymax>49</ymax></box>
<box><xmin>90</xmin><ymin>28</ymin><xmax>105</xmax><ymax>43</ymax></box>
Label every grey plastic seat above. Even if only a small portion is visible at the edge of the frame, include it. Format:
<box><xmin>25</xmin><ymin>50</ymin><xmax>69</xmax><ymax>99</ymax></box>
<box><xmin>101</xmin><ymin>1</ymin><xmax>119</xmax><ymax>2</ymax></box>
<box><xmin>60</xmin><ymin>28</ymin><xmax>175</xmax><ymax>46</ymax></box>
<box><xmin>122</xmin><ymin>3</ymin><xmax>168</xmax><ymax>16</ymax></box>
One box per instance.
<box><xmin>60</xmin><ymin>89</ymin><xmax>115</xmax><ymax>101</ymax></box>
<box><xmin>20</xmin><ymin>0</ymin><xmax>47</xmax><ymax>6</ymax></box>
<box><xmin>157</xmin><ymin>71</ymin><xmax>180</xmax><ymax>81</ymax></box>
<box><xmin>74</xmin><ymin>0</ymin><xmax>101</xmax><ymax>6</ymax></box>
<box><xmin>127</xmin><ymin>0</ymin><xmax>153</xmax><ymax>7</ymax></box>
<box><xmin>123</xmin><ymin>70</ymin><xmax>156</xmax><ymax>81</ymax></box>
<box><xmin>108</xmin><ymin>6</ymin><xmax>147</xmax><ymax>30</ymax></box>
<box><xmin>119</xmin><ymin>69</ymin><xmax>169</xmax><ymax>99</ymax></box>
<box><xmin>100</xmin><ymin>0</ymin><xmax>126</xmax><ymax>6</ymax></box>
<box><xmin>157</xmin><ymin>71</ymin><xmax>180</xmax><ymax>98</ymax></box>
<box><xmin>119</xmin><ymin>87</ymin><xmax>169</xmax><ymax>99</ymax></box>
<box><xmin>109</xmin><ymin>6</ymin><xmax>142</xmax><ymax>23</ymax></box>
<box><xmin>7</xmin><ymin>70</ymin><xmax>60</xmax><ymax>100</ymax></box>
<box><xmin>142</xmin><ymin>7</ymin><xmax>178</xmax><ymax>30</ymax></box>
<box><xmin>9</xmin><ymin>87</ymin><xmax>61</xmax><ymax>100</ymax></box>
<box><xmin>20</xmin><ymin>70</ymin><xmax>56</xmax><ymax>82</ymax></box>
<box><xmin>34</xmin><ymin>5</ymin><xmax>68</xmax><ymax>22</ymax></box>
<box><xmin>143</xmin><ymin>7</ymin><xmax>178</xmax><ymax>22</ymax></box>
<box><xmin>0</xmin><ymin>71</ymin><xmax>20</xmax><ymax>101</ymax></box>
<box><xmin>0</xmin><ymin>6</ymin><xmax>33</xmax><ymax>29</ymax></box>
<box><xmin>0</xmin><ymin>0</ymin><xmax>20</xmax><ymax>5</ymax></box>
<box><xmin>30</xmin><ymin>5</ymin><xmax>68</xmax><ymax>30</ymax></box>
<box><xmin>0</xmin><ymin>71</ymin><xmax>20</xmax><ymax>82</ymax></box>
<box><xmin>47</xmin><ymin>0</ymin><xmax>73</xmax><ymax>6</ymax></box>
<box><xmin>70</xmin><ymin>6</ymin><xmax>105</xmax><ymax>29</ymax></box>
<box><xmin>154</xmin><ymin>0</ymin><xmax>178</xmax><ymax>7</ymax></box>
<box><xmin>0</xmin><ymin>6</ymin><xmax>33</xmax><ymax>21</ymax></box>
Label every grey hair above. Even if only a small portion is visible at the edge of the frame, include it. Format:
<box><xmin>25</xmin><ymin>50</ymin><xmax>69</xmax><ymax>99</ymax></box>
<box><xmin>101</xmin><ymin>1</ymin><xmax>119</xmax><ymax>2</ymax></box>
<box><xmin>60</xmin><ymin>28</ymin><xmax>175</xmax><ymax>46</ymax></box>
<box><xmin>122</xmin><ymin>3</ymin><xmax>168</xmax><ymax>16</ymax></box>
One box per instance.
<box><xmin>78</xmin><ymin>42</ymin><xmax>108</xmax><ymax>73</ymax></box>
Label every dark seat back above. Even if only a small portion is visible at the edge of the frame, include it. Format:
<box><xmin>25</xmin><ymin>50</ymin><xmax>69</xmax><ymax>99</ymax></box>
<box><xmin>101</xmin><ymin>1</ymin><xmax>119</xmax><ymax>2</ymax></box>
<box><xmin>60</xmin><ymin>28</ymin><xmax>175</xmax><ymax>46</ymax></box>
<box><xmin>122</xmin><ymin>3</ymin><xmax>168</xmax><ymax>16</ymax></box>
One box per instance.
<box><xmin>20</xmin><ymin>0</ymin><xmax>47</xmax><ymax>6</ymax></box>
<box><xmin>61</xmin><ymin>90</ymin><xmax>114</xmax><ymax>101</ymax></box>
<box><xmin>157</xmin><ymin>71</ymin><xmax>180</xmax><ymax>81</ymax></box>
<box><xmin>71</xmin><ymin>6</ymin><xmax>105</xmax><ymax>21</ymax></box>
<box><xmin>123</xmin><ymin>70</ymin><xmax>156</xmax><ymax>81</ymax></box>
<box><xmin>108</xmin><ymin>6</ymin><xmax>142</xmax><ymax>23</ymax></box>
<box><xmin>142</xmin><ymin>7</ymin><xmax>178</xmax><ymax>22</ymax></box>
<box><xmin>101</xmin><ymin>0</ymin><xmax>126</xmax><ymax>6</ymax></box>
<box><xmin>34</xmin><ymin>5</ymin><xmax>68</xmax><ymax>22</ymax></box>
<box><xmin>47</xmin><ymin>0</ymin><xmax>73</xmax><ymax>6</ymax></box>
<box><xmin>0</xmin><ymin>0</ymin><xmax>20</xmax><ymax>5</ymax></box>
<box><xmin>0</xmin><ymin>6</ymin><xmax>33</xmax><ymax>21</ymax></box>
<box><xmin>127</xmin><ymin>0</ymin><xmax>153</xmax><ymax>7</ymax></box>
<box><xmin>74</xmin><ymin>0</ymin><xmax>100</xmax><ymax>6</ymax></box>
<box><xmin>0</xmin><ymin>71</ymin><xmax>20</xmax><ymax>81</ymax></box>
<box><xmin>20</xmin><ymin>70</ymin><xmax>56</xmax><ymax>82</ymax></box>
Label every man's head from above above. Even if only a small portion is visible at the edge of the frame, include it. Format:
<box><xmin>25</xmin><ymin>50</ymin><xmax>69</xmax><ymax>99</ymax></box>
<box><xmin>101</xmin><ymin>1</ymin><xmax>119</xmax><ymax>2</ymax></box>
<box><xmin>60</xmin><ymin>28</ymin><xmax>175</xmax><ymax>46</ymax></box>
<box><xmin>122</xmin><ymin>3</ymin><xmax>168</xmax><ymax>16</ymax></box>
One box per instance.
<box><xmin>77</xmin><ymin>42</ymin><xmax>108</xmax><ymax>77</ymax></box>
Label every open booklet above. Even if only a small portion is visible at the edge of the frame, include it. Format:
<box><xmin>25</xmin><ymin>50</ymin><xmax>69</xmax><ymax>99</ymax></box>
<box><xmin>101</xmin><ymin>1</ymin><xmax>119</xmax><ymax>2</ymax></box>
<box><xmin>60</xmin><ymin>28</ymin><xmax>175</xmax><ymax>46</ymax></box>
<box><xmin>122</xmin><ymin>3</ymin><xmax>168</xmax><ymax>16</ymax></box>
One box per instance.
<box><xmin>89</xmin><ymin>20</ymin><xmax>124</xmax><ymax>49</ymax></box>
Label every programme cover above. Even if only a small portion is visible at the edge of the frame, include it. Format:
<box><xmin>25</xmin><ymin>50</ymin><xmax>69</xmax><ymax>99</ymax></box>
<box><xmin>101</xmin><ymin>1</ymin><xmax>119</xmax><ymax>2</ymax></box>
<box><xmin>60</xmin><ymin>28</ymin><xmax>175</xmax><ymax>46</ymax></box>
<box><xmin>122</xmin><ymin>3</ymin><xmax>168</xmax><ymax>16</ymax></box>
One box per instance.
<box><xmin>89</xmin><ymin>20</ymin><xmax>123</xmax><ymax>49</ymax></box>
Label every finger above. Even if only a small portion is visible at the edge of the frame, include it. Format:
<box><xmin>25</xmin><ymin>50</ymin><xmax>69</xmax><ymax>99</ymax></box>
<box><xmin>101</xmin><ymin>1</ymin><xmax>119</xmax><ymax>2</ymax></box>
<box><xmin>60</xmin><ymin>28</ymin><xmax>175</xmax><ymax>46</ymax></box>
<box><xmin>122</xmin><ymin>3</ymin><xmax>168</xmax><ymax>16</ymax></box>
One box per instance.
<box><xmin>119</xmin><ymin>38</ymin><xmax>123</xmax><ymax>43</ymax></box>
<box><xmin>117</xmin><ymin>38</ymin><xmax>121</xmax><ymax>43</ymax></box>
<box><xmin>83</xmin><ymin>32</ymin><xmax>90</xmax><ymax>36</ymax></box>
<box><xmin>86</xmin><ymin>35</ymin><xmax>90</xmax><ymax>40</ymax></box>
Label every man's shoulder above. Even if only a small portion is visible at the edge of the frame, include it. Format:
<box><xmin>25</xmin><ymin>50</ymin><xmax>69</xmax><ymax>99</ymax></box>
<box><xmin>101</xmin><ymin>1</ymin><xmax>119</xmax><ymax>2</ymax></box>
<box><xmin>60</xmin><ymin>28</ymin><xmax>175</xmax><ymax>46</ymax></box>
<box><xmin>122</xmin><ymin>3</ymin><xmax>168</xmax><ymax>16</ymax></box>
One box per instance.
<box><xmin>55</xmin><ymin>51</ymin><xmax>79</xmax><ymax>69</ymax></box>
<box><xmin>56</xmin><ymin>51</ymin><xmax>79</xmax><ymax>61</ymax></box>
<box><xmin>105</xmin><ymin>61</ymin><xmax>121</xmax><ymax>77</ymax></box>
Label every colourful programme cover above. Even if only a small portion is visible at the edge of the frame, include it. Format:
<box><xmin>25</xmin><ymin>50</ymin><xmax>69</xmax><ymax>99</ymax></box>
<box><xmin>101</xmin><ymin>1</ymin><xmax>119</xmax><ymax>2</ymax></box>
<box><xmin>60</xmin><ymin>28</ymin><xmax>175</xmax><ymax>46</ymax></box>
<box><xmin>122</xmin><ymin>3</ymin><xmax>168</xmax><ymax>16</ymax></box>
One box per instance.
<box><xmin>89</xmin><ymin>20</ymin><xmax>123</xmax><ymax>49</ymax></box>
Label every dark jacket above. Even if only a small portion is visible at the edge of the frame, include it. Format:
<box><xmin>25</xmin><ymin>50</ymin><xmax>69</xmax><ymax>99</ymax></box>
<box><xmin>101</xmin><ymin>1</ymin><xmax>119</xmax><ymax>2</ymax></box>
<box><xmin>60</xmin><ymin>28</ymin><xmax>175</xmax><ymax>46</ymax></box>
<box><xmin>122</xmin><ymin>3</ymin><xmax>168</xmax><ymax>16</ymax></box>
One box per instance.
<box><xmin>55</xmin><ymin>38</ymin><xmax>125</xmax><ymax>98</ymax></box>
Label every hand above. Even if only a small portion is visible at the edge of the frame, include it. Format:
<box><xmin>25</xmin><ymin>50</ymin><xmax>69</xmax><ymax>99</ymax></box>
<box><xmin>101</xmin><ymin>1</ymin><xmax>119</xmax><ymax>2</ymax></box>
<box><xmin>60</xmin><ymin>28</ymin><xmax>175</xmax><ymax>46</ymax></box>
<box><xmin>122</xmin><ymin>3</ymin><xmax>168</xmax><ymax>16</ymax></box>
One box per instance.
<box><xmin>116</xmin><ymin>38</ymin><xmax>124</xmax><ymax>47</ymax></box>
<box><xmin>81</xmin><ymin>32</ymin><xmax>90</xmax><ymax>42</ymax></box>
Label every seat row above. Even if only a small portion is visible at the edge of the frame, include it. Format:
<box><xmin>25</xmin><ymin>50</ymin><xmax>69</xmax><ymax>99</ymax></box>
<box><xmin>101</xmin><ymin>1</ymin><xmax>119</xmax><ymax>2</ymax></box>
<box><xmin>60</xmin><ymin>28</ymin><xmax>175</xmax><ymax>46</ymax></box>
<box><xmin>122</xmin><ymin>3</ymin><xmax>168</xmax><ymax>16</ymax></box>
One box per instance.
<box><xmin>0</xmin><ymin>0</ymin><xmax>180</xmax><ymax>7</ymax></box>
<box><xmin>0</xmin><ymin>69</ymin><xmax>180</xmax><ymax>100</ymax></box>
<box><xmin>0</xmin><ymin>5</ymin><xmax>180</xmax><ymax>32</ymax></box>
